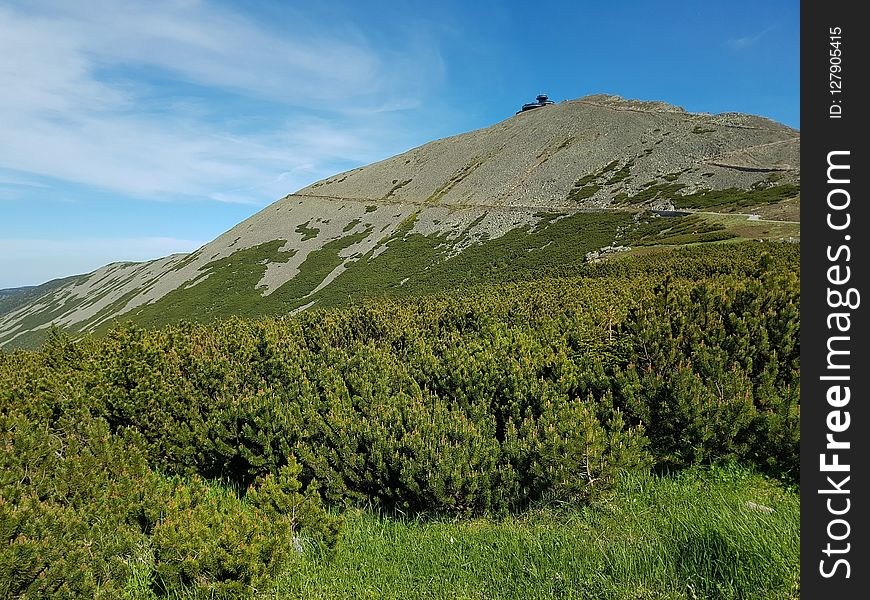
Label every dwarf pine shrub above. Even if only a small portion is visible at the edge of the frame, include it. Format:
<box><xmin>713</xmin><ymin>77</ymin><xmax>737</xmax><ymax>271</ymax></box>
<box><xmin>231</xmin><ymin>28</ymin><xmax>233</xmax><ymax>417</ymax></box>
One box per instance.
<box><xmin>0</xmin><ymin>242</ymin><xmax>800</xmax><ymax>595</ymax></box>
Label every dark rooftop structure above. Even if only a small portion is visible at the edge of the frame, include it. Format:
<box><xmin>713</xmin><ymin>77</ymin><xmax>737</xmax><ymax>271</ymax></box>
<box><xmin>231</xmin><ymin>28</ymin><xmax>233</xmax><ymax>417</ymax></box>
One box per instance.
<box><xmin>517</xmin><ymin>94</ymin><xmax>555</xmax><ymax>114</ymax></box>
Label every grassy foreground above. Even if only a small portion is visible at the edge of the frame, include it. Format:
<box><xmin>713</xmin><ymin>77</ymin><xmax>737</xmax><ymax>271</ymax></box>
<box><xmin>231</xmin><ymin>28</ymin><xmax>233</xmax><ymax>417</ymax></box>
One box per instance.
<box><xmin>126</xmin><ymin>467</ymin><xmax>798</xmax><ymax>600</ymax></box>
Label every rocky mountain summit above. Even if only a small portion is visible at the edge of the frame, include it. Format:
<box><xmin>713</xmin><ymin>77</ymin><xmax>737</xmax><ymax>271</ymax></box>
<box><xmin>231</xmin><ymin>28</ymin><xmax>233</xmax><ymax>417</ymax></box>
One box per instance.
<box><xmin>299</xmin><ymin>94</ymin><xmax>798</xmax><ymax>208</ymax></box>
<box><xmin>0</xmin><ymin>95</ymin><xmax>799</xmax><ymax>349</ymax></box>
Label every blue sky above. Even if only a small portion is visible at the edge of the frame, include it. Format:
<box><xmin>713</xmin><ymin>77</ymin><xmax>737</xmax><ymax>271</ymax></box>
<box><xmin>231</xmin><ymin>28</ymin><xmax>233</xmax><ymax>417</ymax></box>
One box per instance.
<box><xmin>0</xmin><ymin>0</ymin><xmax>799</xmax><ymax>288</ymax></box>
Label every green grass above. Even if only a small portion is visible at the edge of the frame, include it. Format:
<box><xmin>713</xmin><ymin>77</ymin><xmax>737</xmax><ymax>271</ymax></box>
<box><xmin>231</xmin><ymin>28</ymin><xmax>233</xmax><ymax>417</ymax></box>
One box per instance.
<box><xmin>119</xmin><ymin>468</ymin><xmax>798</xmax><ymax>600</ymax></box>
<box><xmin>0</xmin><ymin>328</ymin><xmax>49</xmax><ymax>350</ymax></box>
<box><xmin>612</xmin><ymin>192</ymin><xmax>629</xmax><ymax>203</ymax></box>
<box><xmin>0</xmin><ymin>280</ymin><xmax>98</xmax><ymax>347</ymax></box>
<box><xmin>696</xmin><ymin>213</ymin><xmax>801</xmax><ymax>241</ymax></box>
<box><xmin>263</xmin><ymin>228</ymin><xmax>373</xmax><ymax>308</ymax></box>
<box><xmin>1</xmin><ymin>197</ymin><xmax>798</xmax><ymax>351</ymax></box>
<box><xmin>169</xmin><ymin>250</ymin><xmax>203</xmax><ymax>273</ymax></box>
<box><xmin>13</xmin><ymin>209</ymin><xmax>783</xmax><ymax>346</ymax></box>
<box><xmin>573</xmin><ymin>160</ymin><xmax>620</xmax><ymax>188</ymax></box>
<box><xmin>123</xmin><ymin>228</ymin><xmax>382</xmax><ymax>329</ymax></box>
<box><xmin>266</xmin><ymin>468</ymin><xmax>797</xmax><ymax>600</ymax></box>
<box><xmin>573</xmin><ymin>173</ymin><xmax>599</xmax><ymax>187</ymax></box>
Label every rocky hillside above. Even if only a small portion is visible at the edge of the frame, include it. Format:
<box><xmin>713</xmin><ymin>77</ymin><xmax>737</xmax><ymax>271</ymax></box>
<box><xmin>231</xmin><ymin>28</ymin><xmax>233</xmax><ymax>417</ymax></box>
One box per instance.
<box><xmin>0</xmin><ymin>94</ymin><xmax>800</xmax><ymax>349</ymax></box>
<box><xmin>300</xmin><ymin>94</ymin><xmax>798</xmax><ymax>208</ymax></box>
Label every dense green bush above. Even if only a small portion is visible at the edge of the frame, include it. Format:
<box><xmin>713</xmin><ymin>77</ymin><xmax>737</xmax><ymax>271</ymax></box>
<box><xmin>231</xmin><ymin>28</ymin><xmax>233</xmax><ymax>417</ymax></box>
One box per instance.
<box><xmin>0</xmin><ymin>411</ymin><xmax>158</xmax><ymax>599</ymax></box>
<box><xmin>504</xmin><ymin>391</ymin><xmax>651</xmax><ymax>502</ymax></box>
<box><xmin>150</xmin><ymin>465</ymin><xmax>338</xmax><ymax>599</ymax></box>
<box><xmin>612</xmin><ymin>265</ymin><xmax>799</xmax><ymax>477</ymax></box>
<box><xmin>0</xmin><ymin>242</ymin><xmax>800</xmax><ymax>596</ymax></box>
<box><xmin>0</xmin><ymin>396</ymin><xmax>337</xmax><ymax>599</ymax></box>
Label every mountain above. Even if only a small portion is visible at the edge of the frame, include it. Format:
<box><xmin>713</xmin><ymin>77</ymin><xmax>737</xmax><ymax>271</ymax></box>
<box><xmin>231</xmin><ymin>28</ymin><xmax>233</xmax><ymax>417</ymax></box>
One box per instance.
<box><xmin>0</xmin><ymin>95</ymin><xmax>800</xmax><ymax>349</ymax></box>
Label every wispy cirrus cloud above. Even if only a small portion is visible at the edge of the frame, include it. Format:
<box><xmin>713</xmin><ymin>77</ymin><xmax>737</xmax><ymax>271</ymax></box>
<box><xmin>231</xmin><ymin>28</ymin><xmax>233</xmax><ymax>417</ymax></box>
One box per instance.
<box><xmin>726</xmin><ymin>25</ymin><xmax>776</xmax><ymax>50</ymax></box>
<box><xmin>0</xmin><ymin>0</ymin><xmax>445</xmax><ymax>206</ymax></box>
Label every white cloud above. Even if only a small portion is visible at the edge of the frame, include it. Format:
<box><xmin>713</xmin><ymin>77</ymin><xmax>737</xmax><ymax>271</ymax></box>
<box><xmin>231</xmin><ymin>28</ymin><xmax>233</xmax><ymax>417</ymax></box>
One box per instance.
<box><xmin>31</xmin><ymin>1</ymin><xmax>386</xmax><ymax>106</ymax></box>
<box><xmin>0</xmin><ymin>1</ymin><xmax>445</xmax><ymax>205</ymax></box>
<box><xmin>0</xmin><ymin>237</ymin><xmax>205</xmax><ymax>288</ymax></box>
<box><xmin>727</xmin><ymin>26</ymin><xmax>775</xmax><ymax>50</ymax></box>
<box><xmin>0</xmin><ymin>173</ymin><xmax>51</xmax><ymax>190</ymax></box>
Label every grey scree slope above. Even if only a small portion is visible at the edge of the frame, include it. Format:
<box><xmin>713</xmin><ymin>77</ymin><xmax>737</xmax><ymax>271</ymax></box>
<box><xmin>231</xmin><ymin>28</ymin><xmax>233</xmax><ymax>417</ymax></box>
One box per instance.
<box><xmin>0</xmin><ymin>95</ymin><xmax>799</xmax><ymax>347</ymax></box>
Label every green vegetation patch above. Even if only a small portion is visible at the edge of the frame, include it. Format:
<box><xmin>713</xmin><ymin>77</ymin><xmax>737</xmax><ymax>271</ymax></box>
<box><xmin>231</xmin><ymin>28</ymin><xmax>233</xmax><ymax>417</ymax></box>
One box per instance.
<box><xmin>382</xmin><ymin>179</ymin><xmax>412</xmax><ymax>200</ymax></box>
<box><xmin>300</xmin><ymin>211</ymin><xmax>632</xmax><ymax>308</ymax></box>
<box><xmin>120</xmin><ymin>240</ymin><xmax>296</xmax><ymax>329</ymax></box>
<box><xmin>428</xmin><ymin>160</ymin><xmax>484</xmax><ymax>203</ymax></box>
<box><xmin>295</xmin><ymin>221</ymin><xmax>320</xmax><ymax>241</ymax></box>
<box><xmin>555</xmin><ymin>135</ymin><xmax>575</xmax><ymax>151</ymax></box>
<box><xmin>620</xmin><ymin>214</ymin><xmax>736</xmax><ymax>246</ymax></box>
<box><xmin>0</xmin><ymin>296</ymin><xmax>82</xmax><ymax>348</ymax></box>
<box><xmin>568</xmin><ymin>159</ymin><xmax>629</xmax><ymax>202</ymax></box>
<box><xmin>568</xmin><ymin>183</ymin><xmax>601</xmax><ymax>202</ymax></box>
<box><xmin>673</xmin><ymin>184</ymin><xmax>800</xmax><ymax>210</ymax></box>
<box><xmin>120</xmin><ymin>229</ymin><xmax>378</xmax><ymax>329</ymax></box>
<box><xmin>573</xmin><ymin>173</ymin><xmax>599</xmax><ymax>187</ymax></box>
<box><xmin>342</xmin><ymin>218</ymin><xmax>361</xmax><ymax>233</ymax></box>
<box><xmin>626</xmin><ymin>182</ymin><xmax>687</xmax><ymax>204</ymax></box>
<box><xmin>697</xmin><ymin>212</ymin><xmax>801</xmax><ymax>241</ymax></box>
<box><xmin>613</xmin><ymin>181</ymin><xmax>799</xmax><ymax>211</ymax></box>
<box><xmin>0</xmin><ymin>275</ymin><xmax>84</xmax><ymax>322</ymax></box>
<box><xmin>265</xmin><ymin>228</ymin><xmax>372</xmax><ymax>310</ymax></box>
<box><xmin>170</xmin><ymin>250</ymin><xmax>202</xmax><ymax>272</ymax></box>
<box><xmin>605</xmin><ymin>159</ymin><xmax>635</xmax><ymax>185</ymax></box>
